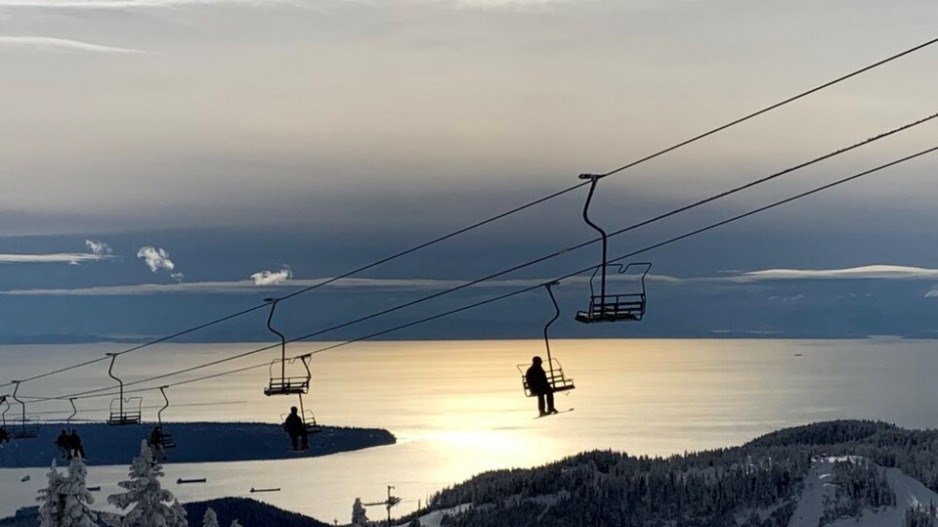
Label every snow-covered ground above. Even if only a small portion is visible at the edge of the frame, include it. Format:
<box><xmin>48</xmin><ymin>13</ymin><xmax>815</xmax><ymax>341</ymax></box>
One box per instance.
<box><xmin>0</xmin><ymin>423</ymin><xmax>394</xmax><ymax>468</ymax></box>
<box><xmin>394</xmin><ymin>504</ymin><xmax>470</xmax><ymax>527</ymax></box>
<box><xmin>789</xmin><ymin>456</ymin><xmax>938</xmax><ymax>527</ymax></box>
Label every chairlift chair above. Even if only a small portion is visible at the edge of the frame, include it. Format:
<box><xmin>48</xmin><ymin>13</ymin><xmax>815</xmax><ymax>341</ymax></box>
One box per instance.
<box><xmin>575</xmin><ymin>262</ymin><xmax>652</xmax><ymax>323</ymax></box>
<box><xmin>153</xmin><ymin>386</ymin><xmax>176</xmax><ymax>450</ymax></box>
<box><xmin>262</xmin><ymin>298</ymin><xmax>311</xmax><ymax>396</ymax></box>
<box><xmin>105</xmin><ymin>354</ymin><xmax>143</xmax><ymax>426</ymax></box>
<box><xmin>517</xmin><ymin>281</ymin><xmax>575</xmax><ymax>396</ymax></box>
<box><xmin>0</xmin><ymin>395</ymin><xmax>10</xmax><ymax>441</ymax></box>
<box><xmin>280</xmin><ymin>393</ymin><xmax>322</xmax><ymax>435</ymax></box>
<box><xmin>575</xmin><ymin>173</ymin><xmax>653</xmax><ymax>324</ymax></box>
<box><xmin>9</xmin><ymin>381</ymin><xmax>38</xmax><ymax>439</ymax></box>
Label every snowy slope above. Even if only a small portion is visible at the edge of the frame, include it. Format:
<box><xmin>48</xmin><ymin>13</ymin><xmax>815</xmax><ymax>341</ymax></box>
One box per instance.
<box><xmin>394</xmin><ymin>504</ymin><xmax>470</xmax><ymax>527</ymax></box>
<box><xmin>789</xmin><ymin>457</ymin><xmax>938</xmax><ymax>527</ymax></box>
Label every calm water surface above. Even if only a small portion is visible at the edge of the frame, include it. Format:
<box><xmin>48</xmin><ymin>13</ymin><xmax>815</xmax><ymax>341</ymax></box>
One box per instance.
<box><xmin>2</xmin><ymin>339</ymin><xmax>937</xmax><ymax>522</ymax></box>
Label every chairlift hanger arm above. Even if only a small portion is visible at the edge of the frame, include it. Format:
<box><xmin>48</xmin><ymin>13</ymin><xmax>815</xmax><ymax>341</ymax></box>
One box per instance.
<box><xmin>66</xmin><ymin>398</ymin><xmax>77</xmax><ymax>425</ymax></box>
<box><xmin>542</xmin><ymin>281</ymin><xmax>560</xmax><ymax>367</ymax></box>
<box><xmin>264</xmin><ymin>297</ymin><xmax>288</xmax><ymax>380</ymax></box>
<box><xmin>158</xmin><ymin>386</ymin><xmax>170</xmax><ymax>428</ymax></box>
<box><xmin>577</xmin><ymin>174</ymin><xmax>609</xmax><ymax>302</ymax></box>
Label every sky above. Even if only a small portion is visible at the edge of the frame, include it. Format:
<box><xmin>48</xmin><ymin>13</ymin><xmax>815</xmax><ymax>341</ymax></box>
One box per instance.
<box><xmin>1</xmin><ymin>0</ymin><xmax>938</xmax><ymax>343</ymax></box>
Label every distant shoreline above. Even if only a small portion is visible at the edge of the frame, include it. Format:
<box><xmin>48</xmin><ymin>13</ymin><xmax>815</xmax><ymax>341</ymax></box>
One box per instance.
<box><xmin>0</xmin><ymin>422</ymin><xmax>395</xmax><ymax>468</ymax></box>
<box><xmin>0</xmin><ymin>335</ymin><xmax>928</xmax><ymax>346</ymax></box>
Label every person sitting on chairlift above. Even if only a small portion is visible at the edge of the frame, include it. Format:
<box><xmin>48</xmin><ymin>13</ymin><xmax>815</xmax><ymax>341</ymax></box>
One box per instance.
<box><xmin>526</xmin><ymin>356</ymin><xmax>557</xmax><ymax>417</ymax></box>
<box><xmin>149</xmin><ymin>426</ymin><xmax>167</xmax><ymax>460</ymax></box>
<box><xmin>69</xmin><ymin>429</ymin><xmax>86</xmax><ymax>460</ymax></box>
<box><xmin>283</xmin><ymin>406</ymin><xmax>309</xmax><ymax>451</ymax></box>
<box><xmin>56</xmin><ymin>429</ymin><xmax>71</xmax><ymax>460</ymax></box>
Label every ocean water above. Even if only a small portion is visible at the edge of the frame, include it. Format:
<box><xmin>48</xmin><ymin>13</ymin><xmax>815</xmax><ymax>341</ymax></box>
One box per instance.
<box><xmin>2</xmin><ymin>338</ymin><xmax>938</xmax><ymax>523</ymax></box>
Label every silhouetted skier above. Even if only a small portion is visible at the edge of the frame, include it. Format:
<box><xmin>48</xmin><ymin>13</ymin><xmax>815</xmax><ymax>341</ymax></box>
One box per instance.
<box><xmin>149</xmin><ymin>426</ymin><xmax>167</xmax><ymax>460</ymax></box>
<box><xmin>55</xmin><ymin>429</ymin><xmax>71</xmax><ymax>460</ymax></box>
<box><xmin>526</xmin><ymin>356</ymin><xmax>557</xmax><ymax>417</ymax></box>
<box><xmin>283</xmin><ymin>406</ymin><xmax>308</xmax><ymax>451</ymax></box>
<box><xmin>68</xmin><ymin>429</ymin><xmax>86</xmax><ymax>460</ymax></box>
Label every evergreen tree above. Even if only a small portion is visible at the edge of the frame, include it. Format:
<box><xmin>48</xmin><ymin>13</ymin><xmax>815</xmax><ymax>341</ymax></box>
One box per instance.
<box><xmin>202</xmin><ymin>507</ymin><xmax>220</xmax><ymax>527</ymax></box>
<box><xmin>60</xmin><ymin>456</ymin><xmax>98</xmax><ymax>527</ymax></box>
<box><xmin>38</xmin><ymin>460</ymin><xmax>66</xmax><ymax>527</ymax></box>
<box><xmin>351</xmin><ymin>498</ymin><xmax>369</xmax><ymax>526</ymax></box>
<box><xmin>105</xmin><ymin>440</ymin><xmax>188</xmax><ymax>527</ymax></box>
<box><xmin>229</xmin><ymin>521</ymin><xmax>242</xmax><ymax>527</ymax></box>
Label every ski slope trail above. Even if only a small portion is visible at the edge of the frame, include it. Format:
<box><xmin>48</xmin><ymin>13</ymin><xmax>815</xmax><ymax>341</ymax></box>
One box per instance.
<box><xmin>789</xmin><ymin>457</ymin><xmax>938</xmax><ymax>527</ymax></box>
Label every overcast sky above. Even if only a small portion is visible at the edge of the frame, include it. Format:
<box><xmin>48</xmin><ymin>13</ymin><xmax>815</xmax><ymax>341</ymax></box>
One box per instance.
<box><xmin>1</xmin><ymin>0</ymin><xmax>937</xmax><ymax>342</ymax></box>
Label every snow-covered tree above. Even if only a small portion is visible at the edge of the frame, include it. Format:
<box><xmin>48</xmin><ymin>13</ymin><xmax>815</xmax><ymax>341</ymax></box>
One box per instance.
<box><xmin>105</xmin><ymin>440</ymin><xmax>187</xmax><ymax>527</ymax></box>
<box><xmin>229</xmin><ymin>520</ymin><xmax>242</xmax><ymax>527</ymax></box>
<box><xmin>202</xmin><ymin>507</ymin><xmax>220</xmax><ymax>527</ymax></box>
<box><xmin>171</xmin><ymin>499</ymin><xmax>187</xmax><ymax>525</ymax></box>
<box><xmin>59</xmin><ymin>456</ymin><xmax>98</xmax><ymax>527</ymax></box>
<box><xmin>38</xmin><ymin>460</ymin><xmax>66</xmax><ymax>527</ymax></box>
<box><xmin>351</xmin><ymin>498</ymin><xmax>369</xmax><ymax>526</ymax></box>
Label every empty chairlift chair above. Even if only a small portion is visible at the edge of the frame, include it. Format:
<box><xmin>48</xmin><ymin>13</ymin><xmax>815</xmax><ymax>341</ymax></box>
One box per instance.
<box><xmin>575</xmin><ymin>262</ymin><xmax>651</xmax><ymax>323</ymax></box>
<box><xmin>262</xmin><ymin>298</ymin><xmax>311</xmax><ymax>397</ymax></box>
<box><xmin>517</xmin><ymin>281</ymin><xmax>575</xmax><ymax>396</ymax></box>
<box><xmin>574</xmin><ymin>173</ymin><xmax>652</xmax><ymax>324</ymax></box>
<box><xmin>105</xmin><ymin>354</ymin><xmax>143</xmax><ymax>426</ymax></box>
<box><xmin>9</xmin><ymin>381</ymin><xmax>39</xmax><ymax>439</ymax></box>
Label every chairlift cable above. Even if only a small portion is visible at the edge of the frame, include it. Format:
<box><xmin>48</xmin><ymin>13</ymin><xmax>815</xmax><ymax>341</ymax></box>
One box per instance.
<box><xmin>41</xmin><ymin>144</ymin><xmax>938</xmax><ymax>403</ymax></box>
<box><xmin>3</xmin><ymin>36</ymin><xmax>935</xmax><ymax>392</ymax></box>
<box><xmin>27</xmin><ymin>122</ymin><xmax>938</xmax><ymax>401</ymax></box>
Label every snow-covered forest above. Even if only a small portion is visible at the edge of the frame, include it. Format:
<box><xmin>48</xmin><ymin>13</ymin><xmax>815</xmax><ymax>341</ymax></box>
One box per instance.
<box><xmin>412</xmin><ymin>421</ymin><xmax>938</xmax><ymax>527</ymax></box>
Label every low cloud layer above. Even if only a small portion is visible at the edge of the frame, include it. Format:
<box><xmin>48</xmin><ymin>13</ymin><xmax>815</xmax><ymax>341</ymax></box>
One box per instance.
<box><xmin>0</xmin><ymin>252</ymin><xmax>111</xmax><ymax>265</ymax></box>
<box><xmin>735</xmin><ymin>265</ymin><xmax>938</xmax><ymax>282</ymax></box>
<box><xmin>0</xmin><ymin>0</ymin><xmax>292</xmax><ymax>8</ymax></box>
<box><xmin>0</xmin><ymin>275</ymin><xmax>582</xmax><ymax>296</ymax></box>
<box><xmin>0</xmin><ymin>36</ymin><xmax>142</xmax><ymax>54</ymax></box>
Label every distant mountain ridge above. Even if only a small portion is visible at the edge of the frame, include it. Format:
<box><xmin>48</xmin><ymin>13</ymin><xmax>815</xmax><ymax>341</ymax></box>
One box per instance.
<box><xmin>0</xmin><ymin>422</ymin><xmax>395</xmax><ymax>468</ymax></box>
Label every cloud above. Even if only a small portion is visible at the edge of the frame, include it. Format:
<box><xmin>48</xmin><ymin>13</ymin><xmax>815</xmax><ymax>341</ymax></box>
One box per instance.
<box><xmin>733</xmin><ymin>265</ymin><xmax>938</xmax><ymax>282</ymax></box>
<box><xmin>0</xmin><ymin>36</ymin><xmax>142</xmax><ymax>54</ymax></box>
<box><xmin>0</xmin><ymin>0</ymin><xmax>303</xmax><ymax>8</ymax></box>
<box><xmin>251</xmin><ymin>266</ymin><xmax>292</xmax><ymax>286</ymax></box>
<box><xmin>0</xmin><ymin>277</ymin><xmax>482</xmax><ymax>296</ymax></box>
<box><xmin>84</xmin><ymin>239</ymin><xmax>112</xmax><ymax>256</ymax></box>
<box><xmin>0</xmin><ymin>252</ymin><xmax>111</xmax><ymax>265</ymax></box>
<box><xmin>0</xmin><ymin>272</ymin><xmax>682</xmax><ymax>296</ymax></box>
<box><xmin>136</xmin><ymin>246</ymin><xmax>176</xmax><ymax>273</ymax></box>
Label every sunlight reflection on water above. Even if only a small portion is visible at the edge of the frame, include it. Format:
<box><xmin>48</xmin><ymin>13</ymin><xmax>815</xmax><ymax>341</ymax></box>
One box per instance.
<box><xmin>3</xmin><ymin>338</ymin><xmax>938</xmax><ymax>522</ymax></box>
